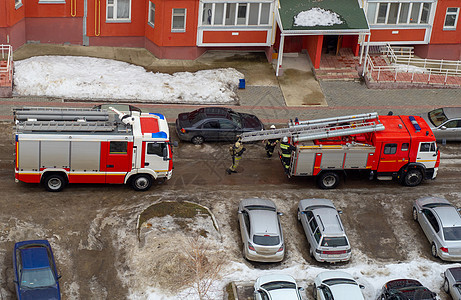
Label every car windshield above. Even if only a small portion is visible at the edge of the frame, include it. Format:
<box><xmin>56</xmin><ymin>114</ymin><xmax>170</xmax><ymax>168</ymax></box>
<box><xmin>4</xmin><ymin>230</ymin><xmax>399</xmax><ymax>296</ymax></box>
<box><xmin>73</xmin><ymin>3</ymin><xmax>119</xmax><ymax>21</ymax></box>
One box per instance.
<box><xmin>253</xmin><ymin>235</ymin><xmax>280</xmax><ymax>246</ymax></box>
<box><xmin>229</xmin><ymin>111</ymin><xmax>242</xmax><ymax>128</ymax></box>
<box><xmin>321</xmin><ymin>236</ymin><xmax>348</xmax><ymax>247</ymax></box>
<box><xmin>443</xmin><ymin>226</ymin><xmax>461</xmax><ymax>241</ymax></box>
<box><xmin>21</xmin><ymin>267</ymin><xmax>55</xmax><ymax>289</ymax></box>
<box><xmin>262</xmin><ymin>281</ymin><xmax>296</xmax><ymax>291</ymax></box>
<box><xmin>245</xmin><ymin>205</ymin><xmax>276</xmax><ymax>212</ymax></box>
<box><xmin>428</xmin><ymin>108</ymin><xmax>448</xmax><ymax>127</ymax></box>
<box><xmin>395</xmin><ymin>286</ymin><xmax>434</xmax><ymax>299</ymax></box>
<box><xmin>323</xmin><ymin>278</ymin><xmax>357</xmax><ymax>286</ymax></box>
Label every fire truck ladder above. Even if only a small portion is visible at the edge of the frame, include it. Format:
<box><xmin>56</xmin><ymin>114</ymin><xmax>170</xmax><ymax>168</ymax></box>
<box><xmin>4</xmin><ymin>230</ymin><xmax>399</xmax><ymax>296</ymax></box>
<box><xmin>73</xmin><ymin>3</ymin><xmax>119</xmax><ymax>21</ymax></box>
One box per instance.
<box><xmin>240</xmin><ymin>112</ymin><xmax>385</xmax><ymax>143</ymax></box>
<box><xmin>13</xmin><ymin>107</ymin><xmax>117</xmax><ymax>132</ymax></box>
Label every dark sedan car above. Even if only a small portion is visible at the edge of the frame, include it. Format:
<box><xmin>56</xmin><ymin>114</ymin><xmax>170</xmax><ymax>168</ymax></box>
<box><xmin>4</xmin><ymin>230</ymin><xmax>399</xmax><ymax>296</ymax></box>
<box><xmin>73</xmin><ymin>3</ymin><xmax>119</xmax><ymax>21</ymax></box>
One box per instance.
<box><xmin>421</xmin><ymin>107</ymin><xmax>461</xmax><ymax>142</ymax></box>
<box><xmin>378</xmin><ymin>279</ymin><xmax>437</xmax><ymax>300</ymax></box>
<box><xmin>175</xmin><ymin>107</ymin><xmax>264</xmax><ymax>144</ymax></box>
<box><xmin>13</xmin><ymin>240</ymin><xmax>61</xmax><ymax>300</ymax></box>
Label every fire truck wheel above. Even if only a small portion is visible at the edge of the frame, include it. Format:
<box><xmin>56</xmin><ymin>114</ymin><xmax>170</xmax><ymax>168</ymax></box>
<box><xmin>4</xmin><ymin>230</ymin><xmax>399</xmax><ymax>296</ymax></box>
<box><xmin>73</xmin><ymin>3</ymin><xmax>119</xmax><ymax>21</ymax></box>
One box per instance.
<box><xmin>131</xmin><ymin>174</ymin><xmax>153</xmax><ymax>191</ymax></box>
<box><xmin>191</xmin><ymin>135</ymin><xmax>204</xmax><ymax>145</ymax></box>
<box><xmin>317</xmin><ymin>172</ymin><xmax>340</xmax><ymax>189</ymax></box>
<box><xmin>44</xmin><ymin>174</ymin><xmax>66</xmax><ymax>192</ymax></box>
<box><xmin>403</xmin><ymin>169</ymin><xmax>423</xmax><ymax>187</ymax></box>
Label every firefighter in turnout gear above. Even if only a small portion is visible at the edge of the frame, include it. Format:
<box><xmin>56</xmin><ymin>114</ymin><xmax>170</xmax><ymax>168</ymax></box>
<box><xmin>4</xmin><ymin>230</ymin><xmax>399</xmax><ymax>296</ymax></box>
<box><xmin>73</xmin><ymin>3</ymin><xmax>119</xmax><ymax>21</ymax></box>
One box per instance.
<box><xmin>280</xmin><ymin>136</ymin><xmax>295</xmax><ymax>175</ymax></box>
<box><xmin>264</xmin><ymin>125</ymin><xmax>279</xmax><ymax>158</ymax></box>
<box><xmin>227</xmin><ymin>138</ymin><xmax>246</xmax><ymax>174</ymax></box>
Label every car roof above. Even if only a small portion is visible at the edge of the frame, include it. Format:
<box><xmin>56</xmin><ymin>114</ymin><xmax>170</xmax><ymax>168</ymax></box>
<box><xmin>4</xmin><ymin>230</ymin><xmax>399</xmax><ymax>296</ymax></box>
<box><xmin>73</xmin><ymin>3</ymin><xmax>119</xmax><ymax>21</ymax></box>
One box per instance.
<box><xmin>432</xmin><ymin>206</ymin><xmax>461</xmax><ymax>226</ymax></box>
<box><xmin>418</xmin><ymin>196</ymin><xmax>451</xmax><ymax>207</ymax></box>
<box><xmin>441</xmin><ymin>107</ymin><xmax>461</xmax><ymax>120</ymax></box>
<box><xmin>250</xmin><ymin>209</ymin><xmax>279</xmax><ymax>236</ymax></box>
<box><xmin>314</xmin><ymin>209</ymin><xmax>344</xmax><ymax>235</ymax></box>
<box><xmin>198</xmin><ymin>107</ymin><xmax>232</xmax><ymax>117</ymax></box>
<box><xmin>21</xmin><ymin>247</ymin><xmax>50</xmax><ymax>270</ymax></box>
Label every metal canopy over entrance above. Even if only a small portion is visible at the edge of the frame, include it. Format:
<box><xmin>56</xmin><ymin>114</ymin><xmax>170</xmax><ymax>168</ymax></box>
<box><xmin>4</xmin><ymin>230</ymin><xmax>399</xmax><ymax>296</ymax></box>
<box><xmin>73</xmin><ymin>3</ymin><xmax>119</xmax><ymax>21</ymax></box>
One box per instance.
<box><xmin>274</xmin><ymin>0</ymin><xmax>371</xmax><ymax>76</ymax></box>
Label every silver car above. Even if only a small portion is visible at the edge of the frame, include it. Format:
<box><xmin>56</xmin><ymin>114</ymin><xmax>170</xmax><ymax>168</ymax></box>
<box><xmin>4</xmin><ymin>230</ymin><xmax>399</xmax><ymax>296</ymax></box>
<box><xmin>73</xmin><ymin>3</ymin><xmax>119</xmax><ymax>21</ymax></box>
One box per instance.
<box><xmin>238</xmin><ymin>198</ymin><xmax>284</xmax><ymax>262</ymax></box>
<box><xmin>297</xmin><ymin>199</ymin><xmax>351</xmax><ymax>263</ymax></box>
<box><xmin>313</xmin><ymin>271</ymin><xmax>365</xmax><ymax>300</ymax></box>
<box><xmin>421</xmin><ymin>107</ymin><xmax>461</xmax><ymax>142</ymax></box>
<box><xmin>443</xmin><ymin>267</ymin><xmax>461</xmax><ymax>300</ymax></box>
<box><xmin>413</xmin><ymin>196</ymin><xmax>461</xmax><ymax>261</ymax></box>
<box><xmin>254</xmin><ymin>274</ymin><xmax>303</xmax><ymax>300</ymax></box>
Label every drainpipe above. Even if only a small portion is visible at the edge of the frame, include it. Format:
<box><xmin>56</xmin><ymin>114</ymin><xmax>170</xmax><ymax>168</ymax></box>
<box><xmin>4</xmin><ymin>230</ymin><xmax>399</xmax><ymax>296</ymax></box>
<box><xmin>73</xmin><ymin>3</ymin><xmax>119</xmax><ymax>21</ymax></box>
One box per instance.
<box><xmin>83</xmin><ymin>0</ymin><xmax>89</xmax><ymax>45</ymax></box>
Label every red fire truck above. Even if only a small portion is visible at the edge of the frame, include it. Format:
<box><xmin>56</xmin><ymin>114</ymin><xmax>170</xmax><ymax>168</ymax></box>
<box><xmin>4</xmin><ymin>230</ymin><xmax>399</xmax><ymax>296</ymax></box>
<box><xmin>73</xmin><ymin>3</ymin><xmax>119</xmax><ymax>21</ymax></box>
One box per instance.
<box><xmin>241</xmin><ymin>112</ymin><xmax>440</xmax><ymax>189</ymax></box>
<box><xmin>13</xmin><ymin>107</ymin><xmax>174</xmax><ymax>192</ymax></box>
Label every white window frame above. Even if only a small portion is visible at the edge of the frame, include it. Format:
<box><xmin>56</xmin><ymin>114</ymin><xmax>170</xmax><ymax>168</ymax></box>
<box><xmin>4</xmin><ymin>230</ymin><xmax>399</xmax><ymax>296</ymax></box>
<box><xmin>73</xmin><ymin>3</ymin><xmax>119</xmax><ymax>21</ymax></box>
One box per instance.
<box><xmin>15</xmin><ymin>0</ymin><xmax>23</xmax><ymax>9</ymax></box>
<box><xmin>366</xmin><ymin>1</ymin><xmax>432</xmax><ymax>25</ymax></box>
<box><xmin>148</xmin><ymin>2</ymin><xmax>155</xmax><ymax>28</ymax></box>
<box><xmin>106</xmin><ymin>0</ymin><xmax>132</xmax><ymax>22</ymax></box>
<box><xmin>199</xmin><ymin>2</ymin><xmax>272</xmax><ymax>27</ymax></box>
<box><xmin>444</xmin><ymin>7</ymin><xmax>459</xmax><ymax>30</ymax></box>
<box><xmin>171</xmin><ymin>8</ymin><xmax>187</xmax><ymax>32</ymax></box>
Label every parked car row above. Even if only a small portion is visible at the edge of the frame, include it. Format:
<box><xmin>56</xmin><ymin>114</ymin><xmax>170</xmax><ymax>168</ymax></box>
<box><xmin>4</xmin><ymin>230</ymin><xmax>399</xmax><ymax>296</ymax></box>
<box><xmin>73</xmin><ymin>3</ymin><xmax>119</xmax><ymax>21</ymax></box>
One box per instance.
<box><xmin>253</xmin><ymin>272</ymin><xmax>444</xmax><ymax>300</ymax></box>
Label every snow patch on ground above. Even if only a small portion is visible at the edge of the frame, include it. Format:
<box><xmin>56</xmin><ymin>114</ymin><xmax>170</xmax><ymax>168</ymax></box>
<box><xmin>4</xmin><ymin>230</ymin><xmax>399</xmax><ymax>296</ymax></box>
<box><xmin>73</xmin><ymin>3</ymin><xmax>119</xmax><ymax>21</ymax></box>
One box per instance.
<box><xmin>294</xmin><ymin>8</ymin><xmax>343</xmax><ymax>27</ymax></box>
<box><xmin>391</xmin><ymin>63</ymin><xmax>428</xmax><ymax>74</ymax></box>
<box><xmin>14</xmin><ymin>56</ymin><xmax>243</xmax><ymax>104</ymax></box>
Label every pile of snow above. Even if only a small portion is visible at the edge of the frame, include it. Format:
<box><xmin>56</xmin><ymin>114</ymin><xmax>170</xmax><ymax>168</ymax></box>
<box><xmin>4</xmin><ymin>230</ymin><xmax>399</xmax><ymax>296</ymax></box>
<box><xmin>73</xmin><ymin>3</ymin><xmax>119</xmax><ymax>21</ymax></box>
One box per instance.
<box><xmin>294</xmin><ymin>8</ymin><xmax>343</xmax><ymax>27</ymax></box>
<box><xmin>13</xmin><ymin>56</ymin><xmax>243</xmax><ymax>104</ymax></box>
<box><xmin>391</xmin><ymin>63</ymin><xmax>428</xmax><ymax>74</ymax></box>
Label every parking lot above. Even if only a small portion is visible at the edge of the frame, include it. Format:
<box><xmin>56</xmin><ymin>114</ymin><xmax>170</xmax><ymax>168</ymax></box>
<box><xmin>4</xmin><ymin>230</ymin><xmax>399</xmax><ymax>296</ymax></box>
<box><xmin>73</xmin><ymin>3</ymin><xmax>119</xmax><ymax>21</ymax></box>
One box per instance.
<box><xmin>0</xmin><ymin>118</ymin><xmax>460</xmax><ymax>299</ymax></box>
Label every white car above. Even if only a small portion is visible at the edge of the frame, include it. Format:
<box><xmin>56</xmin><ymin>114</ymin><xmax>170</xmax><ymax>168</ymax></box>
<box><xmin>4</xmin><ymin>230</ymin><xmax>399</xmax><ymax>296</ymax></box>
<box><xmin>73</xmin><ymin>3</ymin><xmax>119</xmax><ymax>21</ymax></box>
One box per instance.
<box><xmin>443</xmin><ymin>267</ymin><xmax>461</xmax><ymax>300</ymax></box>
<box><xmin>254</xmin><ymin>274</ymin><xmax>303</xmax><ymax>300</ymax></box>
<box><xmin>313</xmin><ymin>271</ymin><xmax>364</xmax><ymax>300</ymax></box>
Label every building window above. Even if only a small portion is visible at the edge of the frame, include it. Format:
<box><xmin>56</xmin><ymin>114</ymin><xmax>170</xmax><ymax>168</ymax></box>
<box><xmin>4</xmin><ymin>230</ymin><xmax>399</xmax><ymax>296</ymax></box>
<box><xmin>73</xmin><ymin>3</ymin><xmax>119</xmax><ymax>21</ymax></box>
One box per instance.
<box><xmin>172</xmin><ymin>8</ymin><xmax>186</xmax><ymax>32</ymax></box>
<box><xmin>444</xmin><ymin>8</ymin><xmax>459</xmax><ymax>30</ymax></box>
<box><xmin>200</xmin><ymin>2</ymin><xmax>272</xmax><ymax>26</ymax></box>
<box><xmin>366</xmin><ymin>2</ymin><xmax>431</xmax><ymax>25</ymax></box>
<box><xmin>148</xmin><ymin>2</ymin><xmax>155</xmax><ymax>28</ymax></box>
<box><xmin>15</xmin><ymin>0</ymin><xmax>22</xmax><ymax>9</ymax></box>
<box><xmin>107</xmin><ymin>0</ymin><xmax>131</xmax><ymax>21</ymax></box>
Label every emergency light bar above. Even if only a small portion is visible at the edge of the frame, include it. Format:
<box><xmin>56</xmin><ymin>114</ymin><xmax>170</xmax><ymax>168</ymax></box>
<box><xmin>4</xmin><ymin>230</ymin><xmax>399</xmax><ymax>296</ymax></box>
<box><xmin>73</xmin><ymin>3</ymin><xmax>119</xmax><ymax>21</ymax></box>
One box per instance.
<box><xmin>409</xmin><ymin>116</ymin><xmax>421</xmax><ymax>132</ymax></box>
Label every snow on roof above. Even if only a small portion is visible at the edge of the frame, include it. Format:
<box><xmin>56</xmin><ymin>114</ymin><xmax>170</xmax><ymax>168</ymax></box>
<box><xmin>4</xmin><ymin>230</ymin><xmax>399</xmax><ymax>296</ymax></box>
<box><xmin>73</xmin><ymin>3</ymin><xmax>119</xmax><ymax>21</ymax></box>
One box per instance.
<box><xmin>294</xmin><ymin>8</ymin><xmax>343</xmax><ymax>27</ymax></box>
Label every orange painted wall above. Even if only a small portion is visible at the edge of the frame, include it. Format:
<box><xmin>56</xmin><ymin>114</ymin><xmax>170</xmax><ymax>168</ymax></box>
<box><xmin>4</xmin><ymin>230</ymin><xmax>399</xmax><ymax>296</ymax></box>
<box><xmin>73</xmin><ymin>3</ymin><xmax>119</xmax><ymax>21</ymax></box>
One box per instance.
<box><xmin>430</xmin><ymin>0</ymin><xmax>461</xmax><ymax>44</ymax></box>
<box><xmin>1</xmin><ymin>0</ymin><xmax>25</xmax><ymax>27</ymax></box>
<box><xmin>370</xmin><ymin>29</ymin><xmax>426</xmax><ymax>42</ymax></box>
<box><xmin>203</xmin><ymin>31</ymin><xmax>267</xmax><ymax>43</ymax></box>
<box><xmin>145</xmin><ymin>0</ymin><xmax>198</xmax><ymax>47</ymax></box>
<box><xmin>25</xmin><ymin>0</ymin><xmax>84</xmax><ymax>18</ymax></box>
<box><xmin>303</xmin><ymin>35</ymin><xmax>323</xmax><ymax>69</ymax></box>
<box><xmin>87</xmin><ymin>0</ymin><xmax>146</xmax><ymax>37</ymax></box>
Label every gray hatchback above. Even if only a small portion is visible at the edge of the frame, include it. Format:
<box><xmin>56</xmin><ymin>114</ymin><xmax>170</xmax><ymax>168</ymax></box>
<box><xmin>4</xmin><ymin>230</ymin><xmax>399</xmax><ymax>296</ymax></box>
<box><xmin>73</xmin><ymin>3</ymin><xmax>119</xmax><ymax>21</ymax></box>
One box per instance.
<box><xmin>238</xmin><ymin>198</ymin><xmax>285</xmax><ymax>262</ymax></box>
<box><xmin>413</xmin><ymin>196</ymin><xmax>461</xmax><ymax>261</ymax></box>
<box><xmin>297</xmin><ymin>198</ymin><xmax>351</xmax><ymax>263</ymax></box>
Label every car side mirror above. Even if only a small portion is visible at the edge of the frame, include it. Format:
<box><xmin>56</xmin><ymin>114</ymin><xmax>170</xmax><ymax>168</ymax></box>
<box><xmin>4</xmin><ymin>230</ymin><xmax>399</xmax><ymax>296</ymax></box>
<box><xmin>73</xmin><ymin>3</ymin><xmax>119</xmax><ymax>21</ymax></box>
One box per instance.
<box><xmin>300</xmin><ymin>211</ymin><xmax>306</xmax><ymax>215</ymax></box>
<box><xmin>238</xmin><ymin>211</ymin><xmax>243</xmax><ymax>214</ymax></box>
<box><xmin>170</xmin><ymin>141</ymin><xmax>179</xmax><ymax>147</ymax></box>
<box><xmin>278</xmin><ymin>212</ymin><xmax>284</xmax><ymax>216</ymax></box>
<box><xmin>440</xmin><ymin>126</ymin><xmax>447</xmax><ymax>130</ymax></box>
<box><xmin>298</xmin><ymin>287</ymin><xmax>305</xmax><ymax>292</ymax></box>
<box><xmin>13</xmin><ymin>280</ymin><xmax>18</xmax><ymax>284</ymax></box>
<box><xmin>318</xmin><ymin>284</ymin><xmax>326</xmax><ymax>290</ymax></box>
<box><xmin>57</xmin><ymin>275</ymin><xmax>62</xmax><ymax>280</ymax></box>
<box><xmin>359</xmin><ymin>284</ymin><xmax>365</xmax><ymax>289</ymax></box>
<box><xmin>337</xmin><ymin>209</ymin><xmax>343</xmax><ymax>214</ymax></box>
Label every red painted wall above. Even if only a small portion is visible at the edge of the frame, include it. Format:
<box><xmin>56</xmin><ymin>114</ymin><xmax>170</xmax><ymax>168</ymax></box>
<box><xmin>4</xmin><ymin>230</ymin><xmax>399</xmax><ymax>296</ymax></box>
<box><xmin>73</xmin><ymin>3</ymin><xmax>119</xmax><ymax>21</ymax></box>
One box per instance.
<box><xmin>87</xmin><ymin>0</ymin><xmax>145</xmax><ymax>38</ymax></box>
<box><xmin>304</xmin><ymin>35</ymin><xmax>323</xmax><ymax>69</ymax></box>
<box><xmin>430</xmin><ymin>0</ymin><xmax>461</xmax><ymax>45</ymax></box>
<box><xmin>26</xmin><ymin>18</ymin><xmax>83</xmax><ymax>44</ymax></box>
<box><xmin>370</xmin><ymin>29</ymin><xmax>426</xmax><ymax>42</ymax></box>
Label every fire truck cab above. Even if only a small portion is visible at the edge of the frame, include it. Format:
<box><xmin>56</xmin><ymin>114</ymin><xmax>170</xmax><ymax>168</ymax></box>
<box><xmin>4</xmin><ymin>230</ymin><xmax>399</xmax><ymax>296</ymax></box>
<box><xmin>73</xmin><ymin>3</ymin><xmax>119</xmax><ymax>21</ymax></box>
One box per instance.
<box><xmin>14</xmin><ymin>107</ymin><xmax>174</xmax><ymax>192</ymax></box>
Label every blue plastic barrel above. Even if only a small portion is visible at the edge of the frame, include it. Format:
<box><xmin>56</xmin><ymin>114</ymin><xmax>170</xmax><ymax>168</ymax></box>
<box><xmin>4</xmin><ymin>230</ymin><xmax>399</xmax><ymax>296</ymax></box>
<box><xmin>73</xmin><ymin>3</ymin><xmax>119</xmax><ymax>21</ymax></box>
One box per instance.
<box><xmin>239</xmin><ymin>79</ymin><xmax>246</xmax><ymax>89</ymax></box>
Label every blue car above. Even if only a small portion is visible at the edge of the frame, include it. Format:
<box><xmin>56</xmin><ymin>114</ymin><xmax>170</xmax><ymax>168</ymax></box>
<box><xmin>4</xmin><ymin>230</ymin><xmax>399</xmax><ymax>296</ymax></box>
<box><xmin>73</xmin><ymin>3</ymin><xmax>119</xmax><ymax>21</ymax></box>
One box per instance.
<box><xmin>13</xmin><ymin>240</ymin><xmax>61</xmax><ymax>300</ymax></box>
